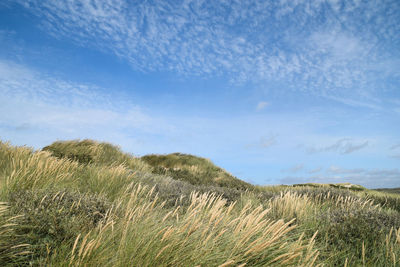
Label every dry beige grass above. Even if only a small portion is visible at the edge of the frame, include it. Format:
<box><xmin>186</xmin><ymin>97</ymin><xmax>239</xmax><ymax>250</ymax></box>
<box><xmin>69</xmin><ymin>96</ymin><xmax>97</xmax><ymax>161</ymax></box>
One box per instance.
<box><xmin>268</xmin><ymin>191</ymin><xmax>315</xmax><ymax>222</ymax></box>
<box><xmin>2</xmin><ymin>140</ymin><xmax>400</xmax><ymax>266</ymax></box>
<box><xmin>67</xmin><ymin>186</ymin><xmax>320</xmax><ymax>266</ymax></box>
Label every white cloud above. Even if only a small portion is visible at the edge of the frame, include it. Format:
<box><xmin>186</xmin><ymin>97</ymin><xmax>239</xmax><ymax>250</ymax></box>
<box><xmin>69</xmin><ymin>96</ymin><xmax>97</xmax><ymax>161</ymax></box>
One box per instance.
<box><xmin>327</xmin><ymin>166</ymin><xmax>365</xmax><ymax>175</ymax></box>
<box><xmin>0</xmin><ymin>59</ymin><xmax>173</xmax><ymax>151</ymax></box>
<box><xmin>391</xmin><ymin>143</ymin><xmax>400</xmax><ymax>150</ymax></box>
<box><xmin>390</xmin><ymin>154</ymin><xmax>400</xmax><ymax>160</ymax></box>
<box><xmin>9</xmin><ymin>0</ymin><xmax>400</xmax><ymax>107</ymax></box>
<box><xmin>246</xmin><ymin>135</ymin><xmax>277</xmax><ymax>150</ymax></box>
<box><xmin>308</xmin><ymin>167</ymin><xmax>322</xmax><ymax>174</ymax></box>
<box><xmin>306</xmin><ymin>138</ymin><xmax>369</xmax><ymax>155</ymax></box>
<box><xmin>282</xmin><ymin>164</ymin><xmax>304</xmax><ymax>173</ymax></box>
<box><xmin>256</xmin><ymin>101</ymin><xmax>269</xmax><ymax>111</ymax></box>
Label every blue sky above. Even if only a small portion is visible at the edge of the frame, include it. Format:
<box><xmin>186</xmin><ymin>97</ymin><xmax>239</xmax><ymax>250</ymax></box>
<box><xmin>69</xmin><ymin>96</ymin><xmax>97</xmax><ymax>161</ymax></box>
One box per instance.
<box><xmin>1</xmin><ymin>0</ymin><xmax>400</xmax><ymax>188</ymax></box>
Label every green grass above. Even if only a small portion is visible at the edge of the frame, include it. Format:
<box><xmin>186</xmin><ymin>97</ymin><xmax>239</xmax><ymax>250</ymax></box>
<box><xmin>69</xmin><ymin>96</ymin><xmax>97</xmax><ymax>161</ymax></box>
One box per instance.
<box><xmin>291</xmin><ymin>182</ymin><xmax>367</xmax><ymax>191</ymax></box>
<box><xmin>142</xmin><ymin>153</ymin><xmax>254</xmax><ymax>190</ymax></box>
<box><xmin>375</xmin><ymin>188</ymin><xmax>400</xmax><ymax>194</ymax></box>
<box><xmin>1</xmin><ymin>139</ymin><xmax>400</xmax><ymax>266</ymax></box>
<box><xmin>42</xmin><ymin>139</ymin><xmax>151</xmax><ymax>172</ymax></box>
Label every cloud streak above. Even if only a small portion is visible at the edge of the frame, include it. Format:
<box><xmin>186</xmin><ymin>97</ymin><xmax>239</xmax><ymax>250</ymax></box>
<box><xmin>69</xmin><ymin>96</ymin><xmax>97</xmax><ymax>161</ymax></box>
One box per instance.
<box><xmin>306</xmin><ymin>138</ymin><xmax>369</xmax><ymax>155</ymax></box>
<box><xmin>256</xmin><ymin>101</ymin><xmax>269</xmax><ymax>111</ymax></box>
<box><xmin>282</xmin><ymin>164</ymin><xmax>304</xmax><ymax>173</ymax></box>
<box><xmin>0</xmin><ymin>59</ymin><xmax>173</xmax><ymax>151</ymax></box>
<box><xmin>391</xmin><ymin>144</ymin><xmax>400</xmax><ymax>150</ymax></box>
<box><xmin>246</xmin><ymin>135</ymin><xmax>277</xmax><ymax>150</ymax></box>
<box><xmin>10</xmin><ymin>0</ymin><xmax>400</xmax><ymax>105</ymax></box>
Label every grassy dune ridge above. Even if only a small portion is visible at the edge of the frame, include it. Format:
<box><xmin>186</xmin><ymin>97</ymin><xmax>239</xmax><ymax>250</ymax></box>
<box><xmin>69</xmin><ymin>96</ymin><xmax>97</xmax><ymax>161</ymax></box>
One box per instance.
<box><xmin>0</xmin><ymin>140</ymin><xmax>400</xmax><ymax>266</ymax></box>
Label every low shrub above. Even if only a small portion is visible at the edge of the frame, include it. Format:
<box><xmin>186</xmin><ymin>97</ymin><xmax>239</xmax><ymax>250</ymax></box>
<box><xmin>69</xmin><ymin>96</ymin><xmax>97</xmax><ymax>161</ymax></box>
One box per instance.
<box><xmin>7</xmin><ymin>189</ymin><xmax>110</xmax><ymax>263</ymax></box>
<box><xmin>132</xmin><ymin>171</ymin><xmax>243</xmax><ymax>208</ymax></box>
<box><xmin>317</xmin><ymin>207</ymin><xmax>400</xmax><ymax>265</ymax></box>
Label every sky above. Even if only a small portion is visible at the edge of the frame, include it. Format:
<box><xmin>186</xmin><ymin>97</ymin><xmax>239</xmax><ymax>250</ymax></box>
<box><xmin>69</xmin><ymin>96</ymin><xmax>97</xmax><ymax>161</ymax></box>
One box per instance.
<box><xmin>1</xmin><ymin>0</ymin><xmax>399</xmax><ymax>188</ymax></box>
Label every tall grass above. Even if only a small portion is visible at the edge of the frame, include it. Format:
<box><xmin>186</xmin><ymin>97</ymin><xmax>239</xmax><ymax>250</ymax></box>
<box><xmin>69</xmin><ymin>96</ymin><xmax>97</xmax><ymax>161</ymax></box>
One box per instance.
<box><xmin>60</xmin><ymin>186</ymin><xmax>319</xmax><ymax>267</ymax></box>
<box><xmin>268</xmin><ymin>191</ymin><xmax>315</xmax><ymax>222</ymax></box>
<box><xmin>42</xmin><ymin>139</ymin><xmax>151</xmax><ymax>172</ymax></box>
<box><xmin>0</xmin><ymin>203</ymin><xmax>31</xmax><ymax>266</ymax></box>
<box><xmin>1</xmin><ymin>139</ymin><xmax>400</xmax><ymax>266</ymax></box>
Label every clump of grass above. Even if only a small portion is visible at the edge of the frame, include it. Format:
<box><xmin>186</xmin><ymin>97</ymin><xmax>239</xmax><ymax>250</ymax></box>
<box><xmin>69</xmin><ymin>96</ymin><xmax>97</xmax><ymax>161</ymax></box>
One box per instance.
<box><xmin>3</xmin><ymin>150</ymin><xmax>80</xmax><ymax>193</ymax></box>
<box><xmin>0</xmin><ymin>141</ymin><xmax>143</xmax><ymax>201</ymax></box>
<box><xmin>0</xmin><ymin>203</ymin><xmax>31</xmax><ymax>266</ymax></box>
<box><xmin>384</xmin><ymin>227</ymin><xmax>400</xmax><ymax>266</ymax></box>
<box><xmin>268</xmin><ymin>191</ymin><xmax>315</xmax><ymax>222</ymax></box>
<box><xmin>361</xmin><ymin>190</ymin><xmax>400</xmax><ymax>213</ymax></box>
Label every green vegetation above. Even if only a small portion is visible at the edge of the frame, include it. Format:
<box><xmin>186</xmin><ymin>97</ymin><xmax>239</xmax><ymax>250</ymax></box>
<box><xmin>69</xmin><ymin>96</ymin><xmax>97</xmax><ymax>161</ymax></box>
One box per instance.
<box><xmin>376</xmin><ymin>188</ymin><xmax>400</xmax><ymax>194</ymax></box>
<box><xmin>1</xmin><ymin>139</ymin><xmax>400</xmax><ymax>266</ymax></box>
<box><xmin>43</xmin><ymin>139</ymin><xmax>151</xmax><ymax>172</ymax></box>
<box><xmin>142</xmin><ymin>153</ymin><xmax>254</xmax><ymax>190</ymax></box>
<box><xmin>291</xmin><ymin>182</ymin><xmax>367</xmax><ymax>191</ymax></box>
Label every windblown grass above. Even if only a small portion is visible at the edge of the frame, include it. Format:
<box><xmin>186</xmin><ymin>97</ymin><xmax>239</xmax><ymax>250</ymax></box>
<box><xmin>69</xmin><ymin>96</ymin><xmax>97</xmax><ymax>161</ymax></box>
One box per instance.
<box><xmin>0</xmin><ymin>203</ymin><xmax>31</xmax><ymax>266</ymax></box>
<box><xmin>56</xmin><ymin>185</ymin><xmax>319</xmax><ymax>267</ymax></box>
<box><xmin>1</xmin><ymin>139</ymin><xmax>400</xmax><ymax>266</ymax></box>
<box><xmin>42</xmin><ymin>139</ymin><xmax>151</xmax><ymax>172</ymax></box>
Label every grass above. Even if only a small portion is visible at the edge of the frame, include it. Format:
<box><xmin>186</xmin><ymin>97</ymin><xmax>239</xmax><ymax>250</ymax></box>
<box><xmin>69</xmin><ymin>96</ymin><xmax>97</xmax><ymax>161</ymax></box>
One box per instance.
<box><xmin>42</xmin><ymin>139</ymin><xmax>151</xmax><ymax>172</ymax></box>
<box><xmin>0</xmin><ymin>139</ymin><xmax>400</xmax><ymax>266</ymax></box>
<box><xmin>142</xmin><ymin>153</ymin><xmax>254</xmax><ymax>190</ymax></box>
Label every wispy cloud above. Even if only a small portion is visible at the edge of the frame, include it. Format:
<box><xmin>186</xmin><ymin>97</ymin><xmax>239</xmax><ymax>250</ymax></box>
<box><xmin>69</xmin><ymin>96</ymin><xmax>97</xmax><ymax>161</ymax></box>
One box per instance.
<box><xmin>308</xmin><ymin>167</ymin><xmax>322</xmax><ymax>174</ymax></box>
<box><xmin>282</xmin><ymin>164</ymin><xmax>304</xmax><ymax>173</ymax></box>
<box><xmin>10</xmin><ymin>0</ymin><xmax>400</xmax><ymax>106</ymax></box>
<box><xmin>246</xmin><ymin>135</ymin><xmax>277</xmax><ymax>149</ymax></box>
<box><xmin>256</xmin><ymin>101</ymin><xmax>269</xmax><ymax>111</ymax></box>
<box><xmin>327</xmin><ymin>166</ymin><xmax>365</xmax><ymax>175</ymax></box>
<box><xmin>391</xmin><ymin>144</ymin><xmax>400</xmax><ymax>150</ymax></box>
<box><xmin>306</xmin><ymin>138</ymin><xmax>369</xmax><ymax>155</ymax></box>
<box><xmin>389</xmin><ymin>144</ymin><xmax>400</xmax><ymax>159</ymax></box>
<box><xmin>0</xmin><ymin>59</ymin><xmax>171</xmax><ymax>150</ymax></box>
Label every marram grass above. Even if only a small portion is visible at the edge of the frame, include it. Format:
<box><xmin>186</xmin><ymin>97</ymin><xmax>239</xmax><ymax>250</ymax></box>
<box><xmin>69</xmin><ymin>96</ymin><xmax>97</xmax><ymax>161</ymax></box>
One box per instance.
<box><xmin>62</xmin><ymin>186</ymin><xmax>319</xmax><ymax>267</ymax></box>
<box><xmin>1</xmin><ymin>140</ymin><xmax>400</xmax><ymax>266</ymax></box>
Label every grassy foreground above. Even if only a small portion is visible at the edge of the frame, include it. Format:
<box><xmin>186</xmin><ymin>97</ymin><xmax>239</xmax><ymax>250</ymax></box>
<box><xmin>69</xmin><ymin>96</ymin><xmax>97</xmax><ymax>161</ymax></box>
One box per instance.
<box><xmin>1</xmin><ymin>140</ymin><xmax>400</xmax><ymax>266</ymax></box>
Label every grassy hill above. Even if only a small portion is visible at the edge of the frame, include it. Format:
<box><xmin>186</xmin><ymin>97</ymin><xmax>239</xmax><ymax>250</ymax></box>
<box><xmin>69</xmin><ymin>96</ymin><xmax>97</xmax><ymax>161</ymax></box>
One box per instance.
<box><xmin>142</xmin><ymin>153</ymin><xmax>254</xmax><ymax>190</ymax></box>
<box><xmin>375</xmin><ymin>188</ymin><xmax>400</xmax><ymax>194</ymax></box>
<box><xmin>1</xmin><ymin>139</ymin><xmax>400</xmax><ymax>266</ymax></box>
<box><xmin>42</xmin><ymin>139</ymin><xmax>151</xmax><ymax>171</ymax></box>
<box><xmin>291</xmin><ymin>182</ymin><xmax>367</xmax><ymax>191</ymax></box>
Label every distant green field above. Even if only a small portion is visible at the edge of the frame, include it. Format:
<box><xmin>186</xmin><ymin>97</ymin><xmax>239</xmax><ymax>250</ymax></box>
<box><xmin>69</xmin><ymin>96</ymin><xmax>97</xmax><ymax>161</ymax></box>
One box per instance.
<box><xmin>375</xmin><ymin>188</ymin><xmax>400</xmax><ymax>194</ymax></box>
<box><xmin>1</xmin><ymin>139</ymin><xmax>399</xmax><ymax>266</ymax></box>
<box><xmin>291</xmin><ymin>182</ymin><xmax>367</xmax><ymax>191</ymax></box>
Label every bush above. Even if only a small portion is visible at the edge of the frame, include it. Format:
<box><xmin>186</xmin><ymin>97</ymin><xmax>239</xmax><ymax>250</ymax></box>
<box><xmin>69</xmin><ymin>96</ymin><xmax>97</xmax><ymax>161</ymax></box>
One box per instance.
<box><xmin>317</xmin><ymin>207</ymin><xmax>400</xmax><ymax>265</ymax></box>
<box><xmin>132</xmin><ymin>171</ymin><xmax>243</xmax><ymax>208</ymax></box>
<box><xmin>8</xmin><ymin>189</ymin><xmax>110</xmax><ymax>263</ymax></box>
